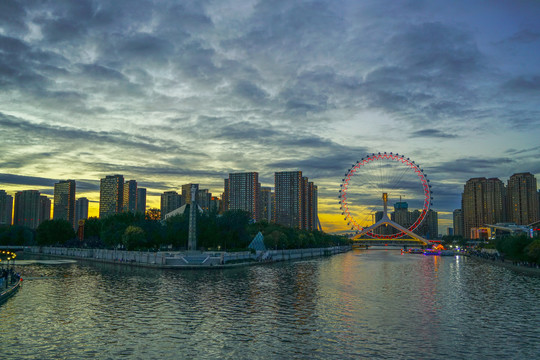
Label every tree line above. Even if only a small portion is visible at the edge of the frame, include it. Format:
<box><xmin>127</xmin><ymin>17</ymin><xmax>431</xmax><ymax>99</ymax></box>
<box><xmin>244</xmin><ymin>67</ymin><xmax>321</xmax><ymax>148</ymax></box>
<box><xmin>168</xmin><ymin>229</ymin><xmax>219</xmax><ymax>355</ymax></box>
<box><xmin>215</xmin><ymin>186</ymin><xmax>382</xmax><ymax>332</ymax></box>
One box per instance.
<box><xmin>494</xmin><ymin>234</ymin><xmax>540</xmax><ymax>264</ymax></box>
<box><xmin>0</xmin><ymin>207</ymin><xmax>349</xmax><ymax>251</ymax></box>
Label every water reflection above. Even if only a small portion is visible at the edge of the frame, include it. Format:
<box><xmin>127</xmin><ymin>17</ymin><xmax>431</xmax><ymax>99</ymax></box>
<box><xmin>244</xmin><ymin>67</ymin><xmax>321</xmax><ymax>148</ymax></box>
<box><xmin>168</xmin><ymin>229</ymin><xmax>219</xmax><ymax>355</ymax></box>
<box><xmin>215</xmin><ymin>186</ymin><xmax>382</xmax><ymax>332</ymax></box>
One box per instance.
<box><xmin>1</xmin><ymin>252</ymin><xmax>539</xmax><ymax>359</ymax></box>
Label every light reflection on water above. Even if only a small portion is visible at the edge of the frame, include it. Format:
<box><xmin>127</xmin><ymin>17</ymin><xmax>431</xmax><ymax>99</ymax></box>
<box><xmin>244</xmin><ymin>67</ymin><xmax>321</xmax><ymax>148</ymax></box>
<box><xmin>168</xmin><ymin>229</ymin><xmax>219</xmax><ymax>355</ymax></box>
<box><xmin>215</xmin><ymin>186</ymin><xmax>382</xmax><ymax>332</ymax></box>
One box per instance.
<box><xmin>1</xmin><ymin>250</ymin><xmax>539</xmax><ymax>359</ymax></box>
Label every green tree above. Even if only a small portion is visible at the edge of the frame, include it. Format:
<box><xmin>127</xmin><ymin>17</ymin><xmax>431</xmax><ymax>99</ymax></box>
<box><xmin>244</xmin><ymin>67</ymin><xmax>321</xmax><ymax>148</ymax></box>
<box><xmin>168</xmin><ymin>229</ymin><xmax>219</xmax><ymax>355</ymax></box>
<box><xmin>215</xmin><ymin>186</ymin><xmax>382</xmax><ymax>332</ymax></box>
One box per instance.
<box><xmin>122</xmin><ymin>226</ymin><xmax>146</xmax><ymax>250</ymax></box>
<box><xmin>496</xmin><ymin>233</ymin><xmax>533</xmax><ymax>260</ymax></box>
<box><xmin>165</xmin><ymin>213</ymin><xmax>189</xmax><ymax>248</ymax></box>
<box><xmin>525</xmin><ymin>239</ymin><xmax>540</xmax><ymax>264</ymax></box>
<box><xmin>36</xmin><ymin>219</ymin><xmax>75</xmax><ymax>246</ymax></box>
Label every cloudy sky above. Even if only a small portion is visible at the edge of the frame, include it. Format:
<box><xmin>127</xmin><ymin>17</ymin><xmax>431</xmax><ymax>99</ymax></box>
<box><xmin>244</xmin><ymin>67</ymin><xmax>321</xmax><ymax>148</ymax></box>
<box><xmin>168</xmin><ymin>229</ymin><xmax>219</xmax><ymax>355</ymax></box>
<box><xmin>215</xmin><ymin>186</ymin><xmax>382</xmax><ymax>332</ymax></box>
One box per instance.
<box><xmin>1</xmin><ymin>0</ymin><xmax>539</xmax><ymax>233</ymax></box>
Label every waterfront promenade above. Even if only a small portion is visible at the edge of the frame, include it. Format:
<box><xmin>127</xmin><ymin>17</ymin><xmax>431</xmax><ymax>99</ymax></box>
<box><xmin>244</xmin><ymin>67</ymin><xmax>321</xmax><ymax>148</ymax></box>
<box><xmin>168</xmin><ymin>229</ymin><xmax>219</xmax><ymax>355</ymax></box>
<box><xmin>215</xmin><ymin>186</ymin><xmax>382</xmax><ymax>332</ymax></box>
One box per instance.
<box><xmin>23</xmin><ymin>245</ymin><xmax>351</xmax><ymax>269</ymax></box>
<box><xmin>468</xmin><ymin>250</ymin><xmax>540</xmax><ymax>276</ymax></box>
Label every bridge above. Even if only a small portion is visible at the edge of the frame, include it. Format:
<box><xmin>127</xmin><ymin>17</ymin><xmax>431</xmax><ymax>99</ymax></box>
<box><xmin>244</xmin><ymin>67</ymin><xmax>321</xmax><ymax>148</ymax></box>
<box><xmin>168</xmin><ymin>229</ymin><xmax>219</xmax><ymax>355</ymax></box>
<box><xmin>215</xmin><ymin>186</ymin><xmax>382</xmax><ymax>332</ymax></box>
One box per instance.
<box><xmin>351</xmin><ymin>193</ymin><xmax>430</xmax><ymax>248</ymax></box>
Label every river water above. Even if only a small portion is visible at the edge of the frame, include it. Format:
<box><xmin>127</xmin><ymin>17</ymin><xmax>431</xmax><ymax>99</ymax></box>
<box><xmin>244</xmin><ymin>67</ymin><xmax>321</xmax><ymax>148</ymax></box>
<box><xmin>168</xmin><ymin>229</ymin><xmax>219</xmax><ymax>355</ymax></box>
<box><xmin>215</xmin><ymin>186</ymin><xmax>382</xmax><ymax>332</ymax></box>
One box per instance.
<box><xmin>1</xmin><ymin>250</ymin><xmax>539</xmax><ymax>359</ymax></box>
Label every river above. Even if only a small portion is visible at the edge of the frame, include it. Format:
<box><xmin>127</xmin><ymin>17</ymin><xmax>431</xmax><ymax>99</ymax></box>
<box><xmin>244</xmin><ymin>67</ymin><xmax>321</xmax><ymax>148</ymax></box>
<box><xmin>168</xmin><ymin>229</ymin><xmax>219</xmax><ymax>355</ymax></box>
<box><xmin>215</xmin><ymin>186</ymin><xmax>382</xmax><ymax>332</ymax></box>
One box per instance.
<box><xmin>1</xmin><ymin>250</ymin><xmax>539</xmax><ymax>359</ymax></box>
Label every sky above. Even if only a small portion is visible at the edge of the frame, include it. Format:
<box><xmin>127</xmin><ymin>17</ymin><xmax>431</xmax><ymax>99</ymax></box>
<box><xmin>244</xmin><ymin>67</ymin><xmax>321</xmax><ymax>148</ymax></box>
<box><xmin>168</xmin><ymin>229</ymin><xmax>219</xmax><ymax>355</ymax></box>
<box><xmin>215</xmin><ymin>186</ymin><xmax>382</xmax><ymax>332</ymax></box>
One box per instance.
<box><xmin>1</xmin><ymin>0</ymin><xmax>539</xmax><ymax>233</ymax></box>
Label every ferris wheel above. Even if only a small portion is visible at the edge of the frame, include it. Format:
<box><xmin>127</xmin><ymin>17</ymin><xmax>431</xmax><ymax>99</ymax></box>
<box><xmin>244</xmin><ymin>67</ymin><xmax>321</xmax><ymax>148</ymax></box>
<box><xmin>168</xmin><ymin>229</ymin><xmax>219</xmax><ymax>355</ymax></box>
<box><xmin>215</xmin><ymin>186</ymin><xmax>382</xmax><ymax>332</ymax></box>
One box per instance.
<box><xmin>339</xmin><ymin>152</ymin><xmax>433</xmax><ymax>239</ymax></box>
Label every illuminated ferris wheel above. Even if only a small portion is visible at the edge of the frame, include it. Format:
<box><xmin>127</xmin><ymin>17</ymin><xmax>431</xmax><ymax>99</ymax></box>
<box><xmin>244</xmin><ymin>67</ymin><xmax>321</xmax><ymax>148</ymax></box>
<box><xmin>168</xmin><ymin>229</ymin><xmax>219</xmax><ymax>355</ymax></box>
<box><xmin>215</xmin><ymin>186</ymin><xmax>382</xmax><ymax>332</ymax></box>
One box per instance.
<box><xmin>339</xmin><ymin>152</ymin><xmax>433</xmax><ymax>239</ymax></box>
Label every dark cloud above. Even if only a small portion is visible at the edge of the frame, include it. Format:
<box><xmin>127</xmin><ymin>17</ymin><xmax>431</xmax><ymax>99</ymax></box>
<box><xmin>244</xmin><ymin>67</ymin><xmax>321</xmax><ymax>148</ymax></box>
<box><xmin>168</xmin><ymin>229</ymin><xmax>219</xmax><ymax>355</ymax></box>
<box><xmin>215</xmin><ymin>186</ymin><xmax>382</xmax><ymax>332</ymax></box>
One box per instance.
<box><xmin>0</xmin><ymin>173</ymin><xmax>56</xmax><ymax>187</ymax></box>
<box><xmin>268</xmin><ymin>150</ymin><xmax>368</xmax><ymax>178</ymax></box>
<box><xmin>500</xmin><ymin>30</ymin><xmax>540</xmax><ymax>44</ymax></box>
<box><xmin>0</xmin><ymin>0</ymin><xmax>538</xmax><ymax>229</ymax></box>
<box><xmin>0</xmin><ymin>1</ymin><xmax>27</xmax><ymax>34</ymax></box>
<box><xmin>505</xmin><ymin>146</ymin><xmax>540</xmax><ymax>156</ymax></box>
<box><xmin>411</xmin><ymin>129</ymin><xmax>457</xmax><ymax>138</ymax></box>
<box><xmin>431</xmin><ymin>157</ymin><xmax>514</xmax><ymax>175</ymax></box>
<box><xmin>233</xmin><ymin>80</ymin><xmax>269</xmax><ymax>103</ymax></box>
<box><xmin>0</xmin><ymin>112</ymin><xmax>203</xmax><ymax>156</ymax></box>
<box><xmin>502</xmin><ymin>76</ymin><xmax>540</xmax><ymax>93</ymax></box>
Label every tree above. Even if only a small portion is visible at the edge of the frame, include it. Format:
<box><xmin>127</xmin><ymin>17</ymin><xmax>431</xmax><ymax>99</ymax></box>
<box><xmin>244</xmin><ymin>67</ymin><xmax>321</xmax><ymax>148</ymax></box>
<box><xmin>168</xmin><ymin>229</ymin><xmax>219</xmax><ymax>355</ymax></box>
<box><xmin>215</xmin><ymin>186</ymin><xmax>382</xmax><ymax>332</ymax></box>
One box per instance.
<box><xmin>145</xmin><ymin>208</ymin><xmax>161</xmax><ymax>221</ymax></box>
<box><xmin>36</xmin><ymin>219</ymin><xmax>75</xmax><ymax>246</ymax></box>
<box><xmin>122</xmin><ymin>226</ymin><xmax>146</xmax><ymax>250</ymax></box>
<box><xmin>525</xmin><ymin>239</ymin><xmax>540</xmax><ymax>264</ymax></box>
<box><xmin>496</xmin><ymin>234</ymin><xmax>534</xmax><ymax>260</ymax></box>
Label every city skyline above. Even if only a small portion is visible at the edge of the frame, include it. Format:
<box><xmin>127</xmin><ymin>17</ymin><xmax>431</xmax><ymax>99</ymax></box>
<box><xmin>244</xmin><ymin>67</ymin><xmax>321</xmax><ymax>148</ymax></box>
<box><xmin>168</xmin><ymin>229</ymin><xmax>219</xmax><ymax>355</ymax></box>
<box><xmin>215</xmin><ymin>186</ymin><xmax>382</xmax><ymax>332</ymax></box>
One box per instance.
<box><xmin>1</xmin><ymin>1</ymin><xmax>539</xmax><ymax>232</ymax></box>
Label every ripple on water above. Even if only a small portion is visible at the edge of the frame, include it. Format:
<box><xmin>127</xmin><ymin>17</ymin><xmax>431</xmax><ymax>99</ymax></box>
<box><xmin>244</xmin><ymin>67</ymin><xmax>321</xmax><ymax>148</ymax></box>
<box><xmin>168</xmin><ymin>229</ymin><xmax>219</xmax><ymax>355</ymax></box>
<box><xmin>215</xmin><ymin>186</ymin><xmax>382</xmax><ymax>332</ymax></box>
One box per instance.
<box><xmin>1</xmin><ymin>252</ymin><xmax>539</xmax><ymax>359</ymax></box>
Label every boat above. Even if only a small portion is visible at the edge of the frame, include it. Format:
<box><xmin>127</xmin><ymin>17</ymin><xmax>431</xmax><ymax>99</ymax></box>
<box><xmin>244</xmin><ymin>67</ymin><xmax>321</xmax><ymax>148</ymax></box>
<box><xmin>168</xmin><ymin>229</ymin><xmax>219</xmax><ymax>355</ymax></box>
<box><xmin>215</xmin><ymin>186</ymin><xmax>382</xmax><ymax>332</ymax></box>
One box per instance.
<box><xmin>423</xmin><ymin>249</ymin><xmax>440</xmax><ymax>256</ymax></box>
<box><xmin>0</xmin><ymin>276</ymin><xmax>22</xmax><ymax>304</ymax></box>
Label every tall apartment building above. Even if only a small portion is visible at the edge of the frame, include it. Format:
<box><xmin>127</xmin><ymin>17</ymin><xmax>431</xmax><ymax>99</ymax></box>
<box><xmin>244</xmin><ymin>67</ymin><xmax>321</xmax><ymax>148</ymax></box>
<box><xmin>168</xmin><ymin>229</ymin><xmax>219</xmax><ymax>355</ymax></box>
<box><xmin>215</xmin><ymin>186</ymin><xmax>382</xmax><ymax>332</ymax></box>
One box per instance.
<box><xmin>453</xmin><ymin>209</ymin><xmax>464</xmax><ymax>237</ymax></box>
<box><xmin>0</xmin><ymin>190</ymin><xmax>13</xmax><ymax>226</ymax></box>
<box><xmin>410</xmin><ymin>209</ymin><xmax>438</xmax><ymax>239</ymax></box>
<box><xmin>99</xmin><ymin>175</ymin><xmax>124</xmax><ymax>218</ymax></box>
<box><xmin>53</xmin><ymin>179</ymin><xmax>76</xmax><ymax>227</ymax></box>
<box><xmin>222</xmin><ymin>179</ymin><xmax>229</xmax><ymax>212</ymax></box>
<box><xmin>160</xmin><ymin>191</ymin><xmax>182</xmax><ymax>219</ymax></box>
<box><xmin>209</xmin><ymin>196</ymin><xmax>221</xmax><ymax>213</ymax></box>
<box><xmin>182</xmin><ymin>184</ymin><xmax>197</xmax><ymax>205</ymax></box>
<box><xmin>137</xmin><ymin>188</ymin><xmax>147</xmax><ymax>214</ymax></box>
<box><xmin>14</xmin><ymin>190</ymin><xmax>49</xmax><ymax>229</ymax></box>
<box><xmin>123</xmin><ymin>180</ymin><xmax>137</xmax><ymax>213</ymax></box>
<box><xmin>392</xmin><ymin>201</ymin><xmax>411</xmax><ymax>228</ymax></box>
<box><xmin>274</xmin><ymin>171</ymin><xmax>318</xmax><ymax>230</ymax></box>
<box><xmin>462</xmin><ymin>177</ymin><xmax>506</xmax><ymax>238</ymax></box>
<box><xmin>507</xmin><ymin>172</ymin><xmax>539</xmax><ymax>225</ymax></box>
<box><xmin>75</xmin><ymin>197</ymin><xmax>89</xmax><ymax>225</ymax></box>
<box><xmin>40</xmin><ymin>195</ymin><xmax>51</xmax><ymax>224</ymax></box>
<box><xmin>484</xmin><ymin>178</ymin><xmax>506</xmax><ymax>224</ymax></box>
<box><xmin>305</xmin><ymin>181</ymin><xmax>318</xmax><ymax>231</ymax></box>
<box><xmin>197</xmin><ymin>189</ymin><xmax>211</xmax><ymax>212</ymax></box>
<box><xmin>275</xmin><ymin>171</ymin><xmax>303</xmax><ymax>228</ymax></box>
<box><xmin>225</xmin><ymin>172</ymin><xmax>260</xmax><ymax>222</ymax></box>
<box><xmin>259</xmin><ymin>186</ymin><xmax>274</xmax><ymax>223</ymax></box>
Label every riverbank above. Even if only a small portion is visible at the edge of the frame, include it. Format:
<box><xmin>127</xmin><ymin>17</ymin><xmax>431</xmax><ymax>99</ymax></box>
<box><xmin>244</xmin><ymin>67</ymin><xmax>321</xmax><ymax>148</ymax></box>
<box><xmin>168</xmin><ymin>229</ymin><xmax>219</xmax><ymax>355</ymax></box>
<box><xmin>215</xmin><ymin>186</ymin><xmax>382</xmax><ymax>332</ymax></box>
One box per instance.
<box><xmin>468</xmin><ymin>252</ymin><xmax>540</xmax><ymax>277</ymax></box>
<box><xmin>0</xmin><ymin>276</ymin><xmax>22</xmax><ymax>304</ymax></box>
<box><xmin>22</xmin><ymin>245</ymin><xmax>352</xmax><ymax>269</ymax></box>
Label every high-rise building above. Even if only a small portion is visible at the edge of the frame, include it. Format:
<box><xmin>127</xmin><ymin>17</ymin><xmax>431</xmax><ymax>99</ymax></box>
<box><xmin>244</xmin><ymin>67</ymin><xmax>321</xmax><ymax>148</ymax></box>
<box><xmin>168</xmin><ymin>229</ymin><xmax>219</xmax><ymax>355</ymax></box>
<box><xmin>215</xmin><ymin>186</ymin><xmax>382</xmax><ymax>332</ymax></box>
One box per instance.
<box><xmin>123</xmin><ymin>180</ymin><xmax>137</xmax><ymax>213</ymax></box>
<box><xmin>453</xmin><ymin>209</ymin><xmax>464</xmax><ymax>237</ymax></box>
<box><xmin>274</xmin><ymin>171</ymin><xmax>319</xmax><ymax>230</ymax></box>
<box><xmin>462</xmin><ymin>177</ymin><xmax>506</xmax><ymax>238</ymax></box>
<box><xmin>462</xmin><ymin>178</ymin><xmax>485</xmax><ymax>238</ymax></box>
<box><xmin>13</xmin><ymin>190</ymin><xmax>47</xmax><ymax>229</ymax></box>
<box><xmin>40</xmin><ymin>196</ymin><xmax>51</xmax><ymax>224</ymax></box>
<box><xmin>507</xmin><ymin>172</ymin><xmax>539</xmax><ymax>225</ymax></box>
<box><xmin>53</xmin><ymin>180</ymin><xmax>76</xmax><ymax>227</ymax></box>
<box><xmin>136</xmin><ymin>188</ymin><xmax>147</xmax><ymax>213</ymax></box>
<box><xmin>393</xmin><ymin>201</ymin><xmax>410</xmax><ymax>228</ymax></box>
<box><xmin>0</xmin><ymin>190</ymin><xmax>13</xmax><ymax>226</ymax></box>
<box><xmin>182</xmin><ymin>184</ymin><xmax>197</xmax><ymax>205</ymax></box>
<box><xmin>226</xmin><ymin>173</ymin><xmax>260</xmax><ymax>222</ymax></box>
<box><xmin>411</xmin><ymin>209</ymin><xmax>438</xmax><ymax>239</ymax></box>
<box><xmin>222</xmin><ymin>179</ymin><xmax>229</xmax><ymax>212</ymax></box>
<box><xmin>274</xmin><ymin>171</ymin><xmax>303</xmax><ymax>228</ymax></box>
<box><xmin>75</xmin><ymin>197</ymin><xmax>89</xmax><ymax>225</ymax></box>
<box><xmin>99</xmin><ymin>175</ymin><xmax>124</xmax><ymax>218</ymax></box>
<box><xmin>209</xmin><ymin>196</ymin><xmax>221</xmax><ymax>213</ymax></box>
<box><xmin>160</xmin><ymin>191</ymin><xmax>182</xmax><ymax>219</ymax></box>
<box><xmin>425</xmin><ymin>209</ymin><xmax>439</xmax><ymax>239</ymax></box>
<box><xmin>259</xmin><ymin>187</ymin><xmax>273</xmax><ymax>223</ymax></box>
<box><xmin>306</xmin><ymin>181</ymin><xmax>318</xmax><ymax>231</ymax></box>
<box><xmin>485</xmin><ymin>178</ymin><xmax>506</xmax><ymax>224</ymax></box>
<box><xmin>197</xmin><ymin>189</ymin><xmax>211</xmax><ymax>212</ymax></box>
